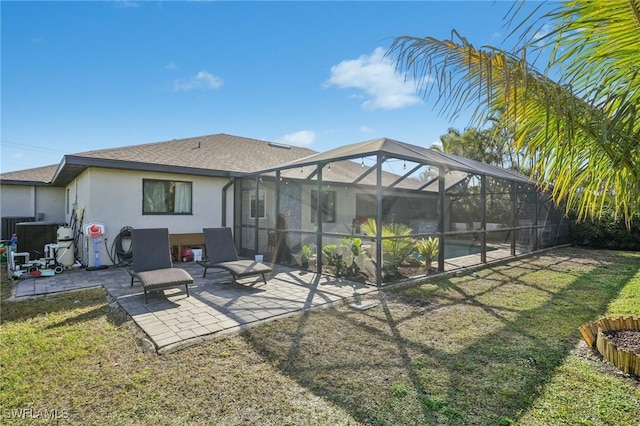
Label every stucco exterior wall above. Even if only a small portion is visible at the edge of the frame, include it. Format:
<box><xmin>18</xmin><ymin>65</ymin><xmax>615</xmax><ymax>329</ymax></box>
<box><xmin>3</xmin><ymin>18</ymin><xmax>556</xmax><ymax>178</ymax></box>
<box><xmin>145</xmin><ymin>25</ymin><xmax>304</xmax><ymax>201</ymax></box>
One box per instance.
<box><xmin>35</xmin><ymin>186</ymin><xmax>65</xmax><ymax>223</ymax></box>
<box><xmin>67</xmin><ymin>167</ymin><xmax>232</xmax><ymax>267</ymax></box>
<box><xmin>1</xmin><ymin>184</ymin><xmax>34</xmax><ymax>217</ymax></box>
<box><xmin>1</xmin><ymin>183</ymin><xmax>65</xmax><ymax>223</ymax></box>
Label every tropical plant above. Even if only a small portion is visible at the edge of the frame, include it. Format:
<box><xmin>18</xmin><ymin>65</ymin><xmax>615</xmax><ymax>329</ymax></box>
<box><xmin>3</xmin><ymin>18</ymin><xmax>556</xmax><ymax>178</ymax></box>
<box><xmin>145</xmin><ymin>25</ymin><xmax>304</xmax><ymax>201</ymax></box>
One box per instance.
<box><xmin>360</xmin><ymin>218</ymin><xmax>415</xmax><ymax>272</ymax></box>
<box><xmin>388</xmin><ymin>0</ymin><xmax>640</xmax><ymax>227</ymax></box>
<box><xmin>415</xmin><ymin>236</ymin><xmax>440</xmax><ymax>270</ymax></box>
<box><xmin>569</xmin><ymin>207</ymin><xmax>640</xmax><ymax>250</ymax></box>
<box><xmin>300</xmin><ymin>244</ymin><xmax>313</xmax><ymax>268</ymax></box>
<box><xmin>322</xmin><ymin>237</ymin><xmax>372</xmax><ymax>278</ymax></box>
<box><xmin>439</xmin><ymin>127</ymin><xmax>506</xmax><ymax>168</ymax></box>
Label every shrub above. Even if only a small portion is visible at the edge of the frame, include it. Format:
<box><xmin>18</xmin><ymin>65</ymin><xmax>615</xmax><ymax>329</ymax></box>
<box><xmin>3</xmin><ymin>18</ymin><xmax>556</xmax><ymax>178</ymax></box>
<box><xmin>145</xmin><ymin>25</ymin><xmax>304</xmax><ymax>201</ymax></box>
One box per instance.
<box><xmin>415</xmin><ymin>236</ymin><xmax>439</xmax><ymax>270</ymax></box>
<box><xmin>322</xmin><ymin>237</ymin><xmax>373</xmax><ymax>278</ymax></box>
<box><xmin>570</xmin><ymin>208</ymin><xmax>640</xmax><ymax>250</ymax></box>
<box><xmin>360</xmin><ymin>219</ymin><xmax>415</xmax><ymax>272</ymax></box>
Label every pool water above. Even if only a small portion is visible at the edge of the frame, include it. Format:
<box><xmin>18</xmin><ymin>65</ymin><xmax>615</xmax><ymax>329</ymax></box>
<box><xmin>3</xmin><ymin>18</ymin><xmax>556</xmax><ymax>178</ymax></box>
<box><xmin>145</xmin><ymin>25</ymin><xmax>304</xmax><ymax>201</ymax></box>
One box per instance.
<box><xmin>444</xmin><ymin>242</ymin><xmax>493</xmax><ymax>259</ymax></box>
<box><xmin>412</xmin><ymin>242</ymin><xmax>495</xmax><ymax>263</ymax></box>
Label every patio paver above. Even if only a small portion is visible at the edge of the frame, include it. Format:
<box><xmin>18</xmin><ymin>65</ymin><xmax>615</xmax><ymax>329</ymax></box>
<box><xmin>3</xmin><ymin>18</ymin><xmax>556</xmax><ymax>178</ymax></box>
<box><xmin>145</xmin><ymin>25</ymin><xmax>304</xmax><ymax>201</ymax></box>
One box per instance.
<box><xmin>9</xmin><ymin>261</ymin><xmax>377</xmax><ymax>353</ymax></box>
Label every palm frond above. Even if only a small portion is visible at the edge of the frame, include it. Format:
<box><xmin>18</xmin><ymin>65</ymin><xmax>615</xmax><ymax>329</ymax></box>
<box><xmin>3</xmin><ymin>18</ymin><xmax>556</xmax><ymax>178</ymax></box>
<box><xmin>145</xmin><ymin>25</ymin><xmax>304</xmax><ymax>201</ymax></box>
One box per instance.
<box><xmin>387</xmin><ymin>1</ymin><xmax>640</xmax><ymax>226</ymax></box>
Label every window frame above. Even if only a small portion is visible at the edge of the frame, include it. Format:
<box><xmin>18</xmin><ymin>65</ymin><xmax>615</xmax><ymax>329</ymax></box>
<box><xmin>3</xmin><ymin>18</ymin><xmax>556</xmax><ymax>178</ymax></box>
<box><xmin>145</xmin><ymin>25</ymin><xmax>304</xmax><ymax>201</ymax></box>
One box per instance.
<box><xmin>250</xmin><ymin>190</ymin><xmax>266</xmax><ymax>219</ymax></box>
<box><xmin>142</xmin><ymin>178</ymin><xmax>193</xmax><ymax>215</ymax></box>
<box><xmin>311</xmin><ymin>189</ymin><xmax>336</xmax><ymax>223</ymax></box>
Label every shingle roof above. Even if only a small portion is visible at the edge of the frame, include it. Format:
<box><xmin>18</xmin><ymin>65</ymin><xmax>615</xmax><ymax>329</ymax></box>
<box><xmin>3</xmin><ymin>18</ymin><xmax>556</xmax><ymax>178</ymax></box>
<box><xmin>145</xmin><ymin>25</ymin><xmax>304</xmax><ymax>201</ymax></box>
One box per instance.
<box><xmin>0</xmin><ymin>164</ymin><xmax>59</xmax><ymax>185</ymax></box>
<box><xmin>1</xmin><ymin>135</ymin><xmax>535</xmax><ymax>191</ymax></box>
<box><xmin>1</xmin><ymin>134</ymin><xmax>317</xmax><ymax>186</ymax></box>
<box><xmin>71</xmin><ymin>133</ymin><xmax>315</xmax><ymax>173</ymax></box>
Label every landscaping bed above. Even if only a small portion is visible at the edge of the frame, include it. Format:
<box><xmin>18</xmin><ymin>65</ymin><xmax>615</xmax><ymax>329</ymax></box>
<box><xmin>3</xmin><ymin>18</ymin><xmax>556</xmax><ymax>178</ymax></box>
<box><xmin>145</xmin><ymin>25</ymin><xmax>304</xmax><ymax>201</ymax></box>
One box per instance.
<box><xmin>604</xmin><ymin>330</ymin><xmax>640</xmax><ymax>355</ymax></box>
<box><xmin>580</xmin><ymin>316</ymin><xmax>640</xmax><ymax>377</ymax></box>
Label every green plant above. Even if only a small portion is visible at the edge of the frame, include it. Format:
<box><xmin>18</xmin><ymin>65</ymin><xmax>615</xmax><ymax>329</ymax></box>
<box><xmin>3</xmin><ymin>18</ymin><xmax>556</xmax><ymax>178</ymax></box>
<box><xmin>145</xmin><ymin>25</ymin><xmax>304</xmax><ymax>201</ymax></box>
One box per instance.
<box><xmin>322</xmin><ymin>237</ymin><xmax>372</xmax><ymax>278</ymax></box>
<box><xmin>390</xmin><ymin>1</ymin><xmax>640</xmax><ymax>227</ymax></box>
<box><xmin>391</xmin><ymin>383</ymin><xmax>408</xmax><ymax>398</ymax></box>
<box><xmin>569</xmin><ymin>208</ymin><xmax>640</xmax><ymax>250</ymax></box>
<box><xmin>300</xmin><ymin>244</ymin><xmax>313</xmax><ymax>268</ymax></box>
<box><xmin>415</xmin><ymin>236</ymin><xmax>439</xmax><ymax>270</ymax></box>
<box><xmin>360</xmin><ymin>219</ymin><xmax>415</xmax><ymax>272</ymax></box>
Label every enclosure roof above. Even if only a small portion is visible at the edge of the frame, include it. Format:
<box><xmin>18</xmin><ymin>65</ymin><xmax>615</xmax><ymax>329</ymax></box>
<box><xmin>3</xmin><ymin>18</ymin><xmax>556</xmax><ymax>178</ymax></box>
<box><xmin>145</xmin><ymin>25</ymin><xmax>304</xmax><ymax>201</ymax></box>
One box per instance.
<box><xmin>259</xmin><ymin>137</ymin><xmax>536</xmax><ymax>184</ymax></box>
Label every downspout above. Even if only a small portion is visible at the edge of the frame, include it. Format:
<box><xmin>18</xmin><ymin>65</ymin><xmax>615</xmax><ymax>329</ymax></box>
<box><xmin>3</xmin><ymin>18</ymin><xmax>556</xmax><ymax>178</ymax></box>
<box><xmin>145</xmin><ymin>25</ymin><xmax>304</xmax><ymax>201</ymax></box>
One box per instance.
<box><xmin>221</xmin><ymin>178</ymin><xmax>235</xmax><ymax>227</ymax></box>
<box><xmin>32</xmin><ymin>186</ymin><xmax>37</xmax><ymax>220</ymax></box>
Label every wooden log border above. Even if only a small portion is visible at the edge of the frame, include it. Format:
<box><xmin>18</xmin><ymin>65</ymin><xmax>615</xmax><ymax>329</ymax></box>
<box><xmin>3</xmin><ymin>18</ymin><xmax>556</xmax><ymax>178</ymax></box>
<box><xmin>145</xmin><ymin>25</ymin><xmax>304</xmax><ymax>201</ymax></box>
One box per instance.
<box><xmin>579</xmin><ymin>316</ymin><xmax>640</xmax><ymax>376</ymax></box>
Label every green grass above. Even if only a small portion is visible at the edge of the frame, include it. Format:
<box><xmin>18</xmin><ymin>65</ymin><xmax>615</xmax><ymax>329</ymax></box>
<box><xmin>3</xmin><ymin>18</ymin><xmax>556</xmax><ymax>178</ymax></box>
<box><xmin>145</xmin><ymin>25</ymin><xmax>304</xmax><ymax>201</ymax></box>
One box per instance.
<box><xmin>1</xmin><ymin>247</ymin><xmax>639</xmax><ymax>425</ymax></box>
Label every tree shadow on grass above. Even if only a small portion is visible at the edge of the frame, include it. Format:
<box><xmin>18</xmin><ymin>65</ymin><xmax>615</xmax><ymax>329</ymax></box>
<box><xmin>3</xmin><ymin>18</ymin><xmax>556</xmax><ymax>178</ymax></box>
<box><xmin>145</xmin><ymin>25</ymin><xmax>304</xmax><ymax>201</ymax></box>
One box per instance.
<box><xmin>243</xmin><ymin>249</ymin><xmax>640</xmax><ymax>425</ymax></box>
<box><xmin>0</xmin><ymin>287</ymin><xmax>108</xmax><ymax>324</ymax></box>
<box><xmin>42</xmin><ymin>299</ymin><xmax>130</xmax><ymax>329</ymax></box>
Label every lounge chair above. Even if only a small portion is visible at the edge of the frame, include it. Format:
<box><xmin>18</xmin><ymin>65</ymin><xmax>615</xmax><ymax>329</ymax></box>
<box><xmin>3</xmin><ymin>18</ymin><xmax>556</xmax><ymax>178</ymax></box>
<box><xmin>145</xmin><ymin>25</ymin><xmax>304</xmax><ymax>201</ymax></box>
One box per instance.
<box><xmin>129</xmin><ymin>228</ymin><xmax>193</xmax><ymax>303</ymax></box>
<box><xmin>198</xmin><ymin>227</ymin><xmax>272</xmax><ymax>285</ymax></box>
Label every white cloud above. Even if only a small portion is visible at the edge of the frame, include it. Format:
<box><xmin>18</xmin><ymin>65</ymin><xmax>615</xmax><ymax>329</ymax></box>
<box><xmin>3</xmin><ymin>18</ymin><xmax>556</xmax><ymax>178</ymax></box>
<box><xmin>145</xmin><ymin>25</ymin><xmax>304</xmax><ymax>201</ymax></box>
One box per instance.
<box><xmin>325</xmin><ymin>47</ymin><xmax>423</xmax><ymax>110</ymax></box>
<box><xmin>165</xmin><ymin>62</ymin><xmax>177</xmax><ymax>70</ymax></box>
<box><xmin>172</xmin><ymin>71</ymin><xmax>223</xmax><ymax>92</ymax></box>
<box><xmin>279</xmin><ymin>130</ymin><xmax>316</xmax><ymax>147</ymax></box>
<box><xmin>534</xmin><ymin>23</ymin><xmax>553</xmax><ymax>45</ymax></box>
<box><xmin>359</xmin><ymin>125</ymin><xmax>374</xmax><ymax>133</ymax></box>
<box><xmin>116</xmin><ymin>1</ymin><xmax>140</xmax><ymax>8</ymax></box>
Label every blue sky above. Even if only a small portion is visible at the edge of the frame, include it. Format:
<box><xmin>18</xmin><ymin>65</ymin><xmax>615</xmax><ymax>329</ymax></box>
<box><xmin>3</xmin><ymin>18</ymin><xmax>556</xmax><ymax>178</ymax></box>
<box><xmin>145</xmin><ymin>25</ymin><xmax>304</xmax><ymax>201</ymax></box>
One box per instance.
<box><xmin>1</xmin><ymin>1</ymin><xmax>548</xmax><ymax>173</ymax></box>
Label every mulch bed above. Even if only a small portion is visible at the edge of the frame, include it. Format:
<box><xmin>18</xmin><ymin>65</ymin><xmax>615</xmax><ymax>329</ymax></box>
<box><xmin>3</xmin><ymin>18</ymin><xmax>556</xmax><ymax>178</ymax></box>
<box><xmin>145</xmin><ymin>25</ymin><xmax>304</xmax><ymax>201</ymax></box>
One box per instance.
<box><xmin>318</xmin><ymin>261</ymin><xmax>433</xmax><ymax>284</ymax></box>
<box><xmin>603</xmin><ymin>330</ymin><xmax>640</xmax><ymax>355</ymax></box>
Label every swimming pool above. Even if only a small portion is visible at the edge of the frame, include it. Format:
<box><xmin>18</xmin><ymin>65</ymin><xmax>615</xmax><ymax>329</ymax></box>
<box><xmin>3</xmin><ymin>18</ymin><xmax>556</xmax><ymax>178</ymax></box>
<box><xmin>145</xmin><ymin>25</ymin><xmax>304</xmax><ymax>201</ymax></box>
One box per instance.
<box><xmin>444</xmin><ymin>242</ymin><xmax>494</xmax><ymax>259</ymax></box>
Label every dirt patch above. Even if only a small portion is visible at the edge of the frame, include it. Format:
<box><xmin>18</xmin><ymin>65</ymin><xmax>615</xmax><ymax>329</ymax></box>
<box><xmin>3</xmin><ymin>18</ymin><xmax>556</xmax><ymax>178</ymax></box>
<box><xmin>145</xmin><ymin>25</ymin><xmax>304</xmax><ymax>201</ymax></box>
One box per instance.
<box><xmin>603</xmin><ymin>330</ymin><xmax>640</xmax><ymax>355</ymax></box>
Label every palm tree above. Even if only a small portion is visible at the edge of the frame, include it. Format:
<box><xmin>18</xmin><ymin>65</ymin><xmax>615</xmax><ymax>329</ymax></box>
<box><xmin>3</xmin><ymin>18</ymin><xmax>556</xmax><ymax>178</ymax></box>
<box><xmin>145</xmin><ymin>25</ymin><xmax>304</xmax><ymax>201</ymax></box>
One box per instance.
<box><xmin>388</xmin><ymin>0</ymin><xmax>640</xmax><ymax>227</ymax></box>
<box><xmin>439</xmin><ymin>126</ymin><xmax>514</xmax><ymax>169</ymax></box>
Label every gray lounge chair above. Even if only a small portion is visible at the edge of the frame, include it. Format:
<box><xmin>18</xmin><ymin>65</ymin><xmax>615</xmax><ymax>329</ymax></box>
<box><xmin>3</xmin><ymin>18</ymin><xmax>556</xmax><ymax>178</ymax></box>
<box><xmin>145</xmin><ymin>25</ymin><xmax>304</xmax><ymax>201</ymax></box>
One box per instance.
<box><xmin>198</xmin><ymin>227</ymin><xmax>272</xmax><ymax>285</ymax></box>
<box><xmin>129</xmin><ymin>228</ymin><xmax>193</xmax><ymax>303</ymax></box>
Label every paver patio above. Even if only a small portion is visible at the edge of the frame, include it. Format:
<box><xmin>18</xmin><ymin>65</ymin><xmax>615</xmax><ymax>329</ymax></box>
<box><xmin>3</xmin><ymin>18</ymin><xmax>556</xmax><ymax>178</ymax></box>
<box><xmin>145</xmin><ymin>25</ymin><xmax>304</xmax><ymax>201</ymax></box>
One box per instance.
<box><xmin>9</xmin><ymin>261</ymin><xmax>377</xmax><ymax>353</ymax></box>
<box><xmin>7</xmin><ymin>244</ymin><xmax>536</xmax><ymax>353</ymax></box>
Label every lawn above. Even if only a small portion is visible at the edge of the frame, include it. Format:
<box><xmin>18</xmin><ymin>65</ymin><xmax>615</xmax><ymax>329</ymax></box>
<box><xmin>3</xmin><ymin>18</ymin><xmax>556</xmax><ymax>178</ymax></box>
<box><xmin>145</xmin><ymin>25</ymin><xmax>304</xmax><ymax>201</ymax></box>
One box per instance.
<box><xmin>1</xmin><ymin>247</ymin><xmax>639</xmax><ymax>425</ymax></box>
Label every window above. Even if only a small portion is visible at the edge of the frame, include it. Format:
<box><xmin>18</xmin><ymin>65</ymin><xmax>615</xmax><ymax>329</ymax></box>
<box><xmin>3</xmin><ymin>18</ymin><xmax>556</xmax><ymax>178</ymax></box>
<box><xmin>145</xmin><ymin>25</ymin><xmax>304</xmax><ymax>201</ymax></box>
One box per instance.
<box><xmin>311</xmin><ymin>190</ymin><xmax>336</xmax><ymax>223</ymax></box>
<box><xmin>143</xmin><ymin>179</ymin><xmax>192</xmax><ymax>214</ymax></box>
<box><xmin>250</xmin><ymin>190</ymin><xmax>266</xmax><ymax>219</ymax></box>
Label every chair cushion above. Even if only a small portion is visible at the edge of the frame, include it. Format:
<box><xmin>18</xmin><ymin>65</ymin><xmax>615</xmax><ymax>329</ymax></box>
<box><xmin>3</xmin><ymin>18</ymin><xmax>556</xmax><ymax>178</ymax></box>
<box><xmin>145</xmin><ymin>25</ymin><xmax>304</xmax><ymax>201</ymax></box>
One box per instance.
<box><xmin>137</xmin><ymin>268</ymin><xmax>193</xmax><ymax>291</ymax></box>
<box><xmin>214</xmin><ymin>260</ymin><xmax>272</xmax><ymax>277</ymax></box>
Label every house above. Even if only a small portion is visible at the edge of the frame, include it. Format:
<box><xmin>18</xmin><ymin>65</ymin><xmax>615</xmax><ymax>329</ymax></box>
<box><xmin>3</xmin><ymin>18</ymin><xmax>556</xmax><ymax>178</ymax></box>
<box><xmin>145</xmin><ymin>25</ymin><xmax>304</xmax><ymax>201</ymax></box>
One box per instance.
<box><xmin>1</xmin><ymin>133</ymin><xmax>569</xmax><ymax>283</ymax></box>
<box><xmin>1</xmin><ymin>134</ymin><xmax>316</xmax><ymax>266</ymax></box>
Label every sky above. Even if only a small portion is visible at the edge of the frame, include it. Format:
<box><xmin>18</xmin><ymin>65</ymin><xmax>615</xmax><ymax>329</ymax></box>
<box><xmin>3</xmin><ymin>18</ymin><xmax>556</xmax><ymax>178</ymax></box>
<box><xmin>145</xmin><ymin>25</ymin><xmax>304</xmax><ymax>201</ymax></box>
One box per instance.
<box><xmin>1</xmin><ymin>0</ymin><xmax>550</xmax><ymax>173</ymax></box>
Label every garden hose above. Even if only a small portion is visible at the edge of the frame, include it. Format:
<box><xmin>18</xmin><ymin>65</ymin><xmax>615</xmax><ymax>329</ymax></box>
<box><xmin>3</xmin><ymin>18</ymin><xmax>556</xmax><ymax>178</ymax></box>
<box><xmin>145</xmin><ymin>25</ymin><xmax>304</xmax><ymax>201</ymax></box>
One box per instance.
<box><xmin>105</xmin><ymin>226</ymin><xmax>133</xmax><ymax>267</ymax></box>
